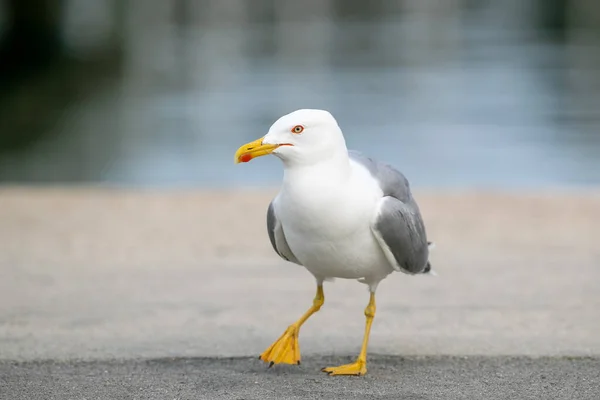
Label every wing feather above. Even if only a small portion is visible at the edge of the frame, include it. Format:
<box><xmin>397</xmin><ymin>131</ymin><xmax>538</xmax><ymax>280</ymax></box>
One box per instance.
<box><xmin>266</xmin><ymin>199</ymin><xmax>302</xmax><ymax>265</ymax></box>
<box><xmin>349</xmin><ymin>150</ymin><xmax>430</xmax><ymax>274</ymax></box>
<box><xmin>371</xmin><ymin>197</ymin><xmax>429</xmax><ymax>274</ymax></box>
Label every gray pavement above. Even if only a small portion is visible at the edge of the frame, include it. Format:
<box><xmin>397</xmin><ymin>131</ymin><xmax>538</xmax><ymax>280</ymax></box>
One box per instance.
<box><xmin>1</xmin><ymin>188</ymin><xmax>600</xmax><ymax>398</ymax></box>
<box><xmin>2</xmin><ymin>355</ymin><xmax>599</xmax><ymax>400</ymax></box>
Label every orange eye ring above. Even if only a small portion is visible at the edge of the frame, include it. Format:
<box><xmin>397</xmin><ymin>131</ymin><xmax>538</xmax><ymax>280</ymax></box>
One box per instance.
<box><xmin>291</xmin><ymin>125</ymin><xmax>304</xmax><ymax>134</ymax></box>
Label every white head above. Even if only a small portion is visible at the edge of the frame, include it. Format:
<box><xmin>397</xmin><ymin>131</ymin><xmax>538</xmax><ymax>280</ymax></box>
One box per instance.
<box><xmin>234</xmin><ymin>109</ymin><xmax>348</xmax><ymax>167</ymax></box>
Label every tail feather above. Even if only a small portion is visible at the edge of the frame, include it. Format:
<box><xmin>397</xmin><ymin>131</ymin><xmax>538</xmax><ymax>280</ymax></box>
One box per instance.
<box><xmin>422</xmin><ymin>241</ymin><xmax>437</xmax><ymax>276</ymax></box>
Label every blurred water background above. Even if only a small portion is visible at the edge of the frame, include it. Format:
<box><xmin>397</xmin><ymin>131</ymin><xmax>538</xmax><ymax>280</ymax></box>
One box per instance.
<box><xmin>1</xmin><ymin>0</ymin><xmax>599</xmax><ymax>190</ymax></box>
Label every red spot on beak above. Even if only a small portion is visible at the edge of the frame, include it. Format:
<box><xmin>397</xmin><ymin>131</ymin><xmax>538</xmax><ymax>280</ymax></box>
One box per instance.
<box><xmin>239</xmin><ymin>154</ymin><xmax>252</xmax><ymax>163</ymax></box>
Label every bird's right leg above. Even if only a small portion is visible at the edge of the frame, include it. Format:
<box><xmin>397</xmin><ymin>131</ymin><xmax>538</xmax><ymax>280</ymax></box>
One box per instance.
<box><xmin>259</xmin><ymin>283</ymin><xmax>324</xmax><ymax>366</ymax></box>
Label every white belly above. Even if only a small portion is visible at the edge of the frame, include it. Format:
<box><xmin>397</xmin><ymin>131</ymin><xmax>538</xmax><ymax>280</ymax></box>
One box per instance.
<box><xmin>284</xmin><ymin>225</ymin><xmax>393</xmax><ymax>281</ymax></box>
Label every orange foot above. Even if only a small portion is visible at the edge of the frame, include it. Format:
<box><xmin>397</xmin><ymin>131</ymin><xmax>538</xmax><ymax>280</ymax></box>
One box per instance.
<box><xmin>258</xmin><ymin>325</ymin><xmax>301</xmax><ymax>366</ymax></box>
<box><xmin>321</xmin><ymin>359</ymin><xmax>367</xmax><ymax>376</ymax></box>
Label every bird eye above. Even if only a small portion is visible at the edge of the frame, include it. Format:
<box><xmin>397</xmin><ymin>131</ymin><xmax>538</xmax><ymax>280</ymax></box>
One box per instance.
<box><xmin>291</xmin><ymin>125</ymin><xmax>304</xmax><ymax>134</ymax></box>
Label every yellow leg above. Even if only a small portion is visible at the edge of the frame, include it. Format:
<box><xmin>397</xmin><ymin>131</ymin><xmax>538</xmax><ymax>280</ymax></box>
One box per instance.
<box><xmin>322</xmin><ymin>292</ymin><xmax>376</xmax><ymax>376</ymax></box>
<box><xmin>259</xmin><ymin>285</ymin><xmax>324</xmax><ymax>366</ymax></box>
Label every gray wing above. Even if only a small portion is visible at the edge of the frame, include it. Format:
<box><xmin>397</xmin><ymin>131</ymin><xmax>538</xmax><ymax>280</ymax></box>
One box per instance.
<box><xmin>349</xmin><ymin>150</ymin><xmax>430</xmax><ymax>274</ymax></box>
<box><xmin>266</xmin><ymin>199</ymin><xmax>302</xmax><ymax>265</ymax></box>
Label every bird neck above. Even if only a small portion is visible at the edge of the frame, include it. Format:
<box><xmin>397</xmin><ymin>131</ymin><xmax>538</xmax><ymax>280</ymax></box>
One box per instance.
<box><xmin>281</xmin><ymin>150</ymin><xmax>352</xmax><ymax>192</ymax></box>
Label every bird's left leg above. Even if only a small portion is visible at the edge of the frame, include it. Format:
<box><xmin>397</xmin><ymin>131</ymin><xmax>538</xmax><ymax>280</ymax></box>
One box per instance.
<box><xmin>259</xmin><ymin>283</ymin><xmax>325</xmax><ymax>366</ymax></box>
<box><xmin>321</xmin><ymin>291</ymin><xmax>376</xmax><ymax>376</ymax></box>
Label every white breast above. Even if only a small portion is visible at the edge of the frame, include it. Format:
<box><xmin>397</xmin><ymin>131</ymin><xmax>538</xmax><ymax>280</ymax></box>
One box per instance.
<box><xmin>275</xmin><ymin>159</ymin><xmax>394</xmax><ymax>282</ymax></box>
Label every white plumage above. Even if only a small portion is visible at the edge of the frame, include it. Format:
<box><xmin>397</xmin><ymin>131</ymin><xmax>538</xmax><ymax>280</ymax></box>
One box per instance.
<box><xmin>272</xmin><ymin>150</ymin><xmax>394</xmax><ymax>289</ymax></box>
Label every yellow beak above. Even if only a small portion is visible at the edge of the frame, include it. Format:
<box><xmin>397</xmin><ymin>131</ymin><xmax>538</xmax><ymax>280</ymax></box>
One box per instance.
<box><xmin>234</xmin><ymin>137</ymin><xmax>280</xmax><ymax>164</ymax></box>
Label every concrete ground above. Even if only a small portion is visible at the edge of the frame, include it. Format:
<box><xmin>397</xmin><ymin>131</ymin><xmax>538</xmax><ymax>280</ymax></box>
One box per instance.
<box><xmin>1</xmin><ymin>187</ymin><xmax>599</xmax><ymax>399</ymax></box>
<box><xmin>2</xmin><ymin>356</ymin><xmax>599</xmax><ymax>400</ymax></box>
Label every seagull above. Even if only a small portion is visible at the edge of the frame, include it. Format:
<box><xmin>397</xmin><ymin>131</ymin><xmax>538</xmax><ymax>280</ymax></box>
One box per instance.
<box><xmin>234</xmin><ymin>109</ymin><xmax>434</xmax><ymax>376</ymax></box>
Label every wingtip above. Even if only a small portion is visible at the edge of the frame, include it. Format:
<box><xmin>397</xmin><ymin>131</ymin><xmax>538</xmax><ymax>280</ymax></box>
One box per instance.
<box><xmin>422</xmin><ymin>259</ymin><xmax>438</xmax><ymax>276</ymax></box>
